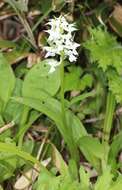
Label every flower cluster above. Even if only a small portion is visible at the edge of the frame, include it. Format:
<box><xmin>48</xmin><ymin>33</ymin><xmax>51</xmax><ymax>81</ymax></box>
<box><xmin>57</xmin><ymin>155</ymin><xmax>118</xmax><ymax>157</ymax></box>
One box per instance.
<box><xmin>44</xmin><ymin>15</ymin><xmax>80</xmax><ymax>73</ymax></box>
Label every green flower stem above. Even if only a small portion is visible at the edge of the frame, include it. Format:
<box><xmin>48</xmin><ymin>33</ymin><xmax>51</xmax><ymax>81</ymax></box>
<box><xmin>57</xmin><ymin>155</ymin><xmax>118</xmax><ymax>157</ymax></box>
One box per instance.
<box><xmin>102</xmin><ymin>91</ymin><xmax>116</xmax><ymax>171</ymax></box>
<box><xmin>103</xmin><ymin>91</ymin><xmax>115</xmax><ymax>142</ymax></box>
<box><xmin>60</xmin><ymin>55</ymin><xmax>66</xmax><ymax>126</ymax></box>
<box><xmin>60</xmin><ymin>55</ymin><xmax>79</xmax><ymax>163</ymax></box>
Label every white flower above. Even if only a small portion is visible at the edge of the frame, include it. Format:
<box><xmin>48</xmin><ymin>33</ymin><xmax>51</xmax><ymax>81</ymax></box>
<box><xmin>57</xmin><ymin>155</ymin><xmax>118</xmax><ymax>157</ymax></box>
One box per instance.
<box><xmin>43</xmin><ymin>15</ymin><xmax>80</xmax><ymax>72</ymax></box>
<box><xmin>46</xmin><ymin>60</ymin><xmax>61</xmax><ymax>73</ymax></box>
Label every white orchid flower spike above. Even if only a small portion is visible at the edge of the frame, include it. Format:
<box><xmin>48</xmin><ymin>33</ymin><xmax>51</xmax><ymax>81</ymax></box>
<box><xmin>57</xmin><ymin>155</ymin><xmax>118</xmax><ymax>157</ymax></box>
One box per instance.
<box><xmin>44</xmin><ymin>15</ymin><xmax>80</xmax><ymax>73</ymax></box>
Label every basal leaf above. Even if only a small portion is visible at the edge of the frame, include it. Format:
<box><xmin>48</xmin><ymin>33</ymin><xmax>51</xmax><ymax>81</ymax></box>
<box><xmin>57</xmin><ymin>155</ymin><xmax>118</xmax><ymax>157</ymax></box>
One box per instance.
<box><xmin>78</xmin><ymin>136</ymin><xmax>104</xmax><ymax>171</ymax></box>
<box><xmin>4</xmin><ymin>79</ymin><xmax>23</xmax><ymax>123</ymax></box>
<box><xmin>14</xmin><ymin>95</ymin><xmax>87</xmax><ymax>142</ymax></box>
<box><xmin>0</xmin><ymin>53</ymin><xmax>15</xmax><ymax>113</ymax></box>
<box><xmin>22</xmin><ymin>59</ymin><xmax>60</xmax><ymax>97</ymax></box>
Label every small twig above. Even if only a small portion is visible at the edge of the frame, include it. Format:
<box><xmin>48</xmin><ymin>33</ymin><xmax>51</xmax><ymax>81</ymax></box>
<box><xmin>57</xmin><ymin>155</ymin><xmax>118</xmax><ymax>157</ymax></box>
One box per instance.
<box><xmin>84</xmin><ymin>115</ymin><xmax>104</xmax><ymax>124</ymax></box>
<box><xmin>0</xmin><ymin>121</ymin><xmax>15</xmax><ymax>134</ymax></box>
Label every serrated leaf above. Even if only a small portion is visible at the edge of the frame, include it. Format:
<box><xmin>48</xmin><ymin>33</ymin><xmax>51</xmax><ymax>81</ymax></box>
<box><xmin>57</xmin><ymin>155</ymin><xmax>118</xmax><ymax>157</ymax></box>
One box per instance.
<box><xmin>64</xmin><ymin>66</ymin><xmax>93</xmax><ymax>92</ymax></box>
<box><xmin>84</xmin><ymin>27</ymin><xmax>122</xmax><ymax>74</ymax></box>
<box><xmin>108</xmin><ymin>71</ymin><xmax>122</xmax><ymax>103</ymax></box>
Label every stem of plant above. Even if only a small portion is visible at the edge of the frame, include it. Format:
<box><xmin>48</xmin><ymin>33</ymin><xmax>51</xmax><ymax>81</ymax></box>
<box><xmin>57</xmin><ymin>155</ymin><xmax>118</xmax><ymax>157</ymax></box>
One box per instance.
<box><xmin>60</xmin><ymin>54</ymin><xmax>79</xmax><ymax>163</ymax></box>
<box><xmin>102</xmin><ymin>91</ymin><xmax>116</xmax><ymax>171</ymax></box>
<box><xmin>18</xmin><ymin>105</ymin><xmax>30</xmax><ymax>148</ymax></box>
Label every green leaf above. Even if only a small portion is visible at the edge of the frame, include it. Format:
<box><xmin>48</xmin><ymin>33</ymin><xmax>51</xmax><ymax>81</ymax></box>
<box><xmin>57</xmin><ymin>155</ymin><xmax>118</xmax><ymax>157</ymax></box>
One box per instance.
<box><xmin>0</xmin><ymin>142</ymin><xmax>17</xmax><ymax>182</ymax></box>
<box><xmin>79</xmin><ymin>166</ymin><xmax>90</xmax><ymax>190</ymax></box>
<box><xmin>84</xmin><ymin>27</ymin><xmax>122</xmax><ymax>74</ymax></box>
<box><xmin>0</xmin><ymin>116</ymin><xmax>5</xmax><ymax>127</ymax></box>
<box><xmin>94</xmin><ymin>167</ymin><xmax>113</xmax><ymax>190</ymax></box>
<box><xmin>109</xmin><ymin>176</ymin><xmax>122</xmax><ymax>190</ymax></box>
<box><xmin>64</xmin><ymin>66</ymin><xmax>93</xmax><ymax>92</ymax></box>
<box><xmin>22</xmin><ymin>59</ymin><xmax>60</xmax><ymax>97</ymax></box>
<box><xmin>37</xmin><ymin>170</ymin><xmax>80</xmax><ymax>190</ymax></box>
<box><xmin>0</xmin><ymin>142</ymin><xmax>38</xmax><ymax>164</ymax></box>
<box><xmin>108</xmin><ymin>71</ymin><xmax>122</xmax><ymax>103</ymax></box>
<box><xmin>13</xmin><ymin>95</ymin><xmax>87</xmax><ymax>143</ymax></box>
<box><xmin>13</xmin><ymin>94</ymin><xmax>86</xmax><ymax>163</ymax></box>
<box><xmin>4</xmin><ymin>79</ymin><xmax>23</xmax><ymax>123</ymax></box>
<box><xmin>4</xmin><ymin>50</ymin><xmax>28</xmax><ymax>65</ymax></box>
<box><xmin>0</xmin><ymin>53</ymin><xmax>15</xmax><ymax>112</ymax></box>
<box><xmin>64</xmin><ymin>66</ymin><xmax>82</xmax><ymax>92</ymax></box>
<box><xmin>78</xmin><ymin>136</ymin><xmax>104</xmax><ymax>171</ymax></box>
<box><xmin>78</xmin><ymin>136</ymin><xmax>104</xmax><ymax>159</ymax></box>
<box><xmin>69</xmin><ymin>91</ymin><xmax>95</xmax><ymax>107</ymax></box>
<box><xmin>0</xmin><ymin>40</ymin><xmax>16</xmax><ymax>48</ymax></box>
<box><xmin>108</xmin><ymin>131</ymin><xmax>122</xmax><ymax>171</ymax></box>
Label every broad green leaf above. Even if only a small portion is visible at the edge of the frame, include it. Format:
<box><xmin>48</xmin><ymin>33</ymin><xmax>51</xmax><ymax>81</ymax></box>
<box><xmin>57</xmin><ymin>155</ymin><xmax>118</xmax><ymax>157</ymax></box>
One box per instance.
<box><xmin>13</xmin><ymin>94</ymin><xmax>87</xmax><ymax>162</ymax></box>
<box><xmin>66</xmin><ymin>110</ymin><xmax>87</xmax><ymax>143</ymax></box>
<box><xmin>64</xmin><ymin>66</ymin><xmax>93</xmax><ymax>92</ymax></box>
<box><xmin>78</xmin><ymin>136</ymin><xmax>104</xmax><ymax>171</ymax></box>
<box><xmin>4</xmin><ymin>79</ymin><xmax>23</xmax><ymax>123</ymax></box>
<box><xmin>0</xmin><ymin>53</ymin><xmax>15</xmax><ymax>112</ymax></box>
<box><xmin>13</xmin><ymin>95</ymin><xmax>87</xmax><ymax>144</ymax></box>
<box><xmin>22</xmin><ymin>59</ymin><xmax>60</xmax><ymax>97</ymax></box>
<box><xmin>94</xmin><ymin>167</ymin><xmax>113</xmax><ymax>190</ymax></box>
<box><xmin>64</xmin><ymin>66</ymin><xmax>82</xmax><ymax>92</ymax></box>
<box><xmin>78</xmin><ymin>136</ymin><xmax>104</xmax><ymax>159</ymax></box>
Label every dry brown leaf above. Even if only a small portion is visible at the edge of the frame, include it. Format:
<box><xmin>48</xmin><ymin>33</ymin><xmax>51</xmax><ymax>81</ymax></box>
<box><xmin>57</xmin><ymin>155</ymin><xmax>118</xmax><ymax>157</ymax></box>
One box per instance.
<box><xmin>14</xmin><ymin>158</ymin><xmax>51</xmax><ymax>190</ymax></box>
<box><xmin>109</xmin><ymin>4</ymin><xmax>122</xmax><ymax>37</ymax></box>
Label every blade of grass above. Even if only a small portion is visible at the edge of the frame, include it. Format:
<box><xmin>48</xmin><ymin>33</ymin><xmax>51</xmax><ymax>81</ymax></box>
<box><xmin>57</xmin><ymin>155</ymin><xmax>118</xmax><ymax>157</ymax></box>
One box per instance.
<box><xmin>0</xmin><ymin>142</ymin><xmax>39</xmax><ymax>165</ymax></box>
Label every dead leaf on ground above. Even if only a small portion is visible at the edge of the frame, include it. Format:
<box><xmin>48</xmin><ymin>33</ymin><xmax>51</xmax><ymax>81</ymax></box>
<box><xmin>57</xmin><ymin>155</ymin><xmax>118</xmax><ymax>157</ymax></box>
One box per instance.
<box><xmin>109</xmin><ymin>4</ymin><xmax>122</xmax><ymax>37</ymax></box>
